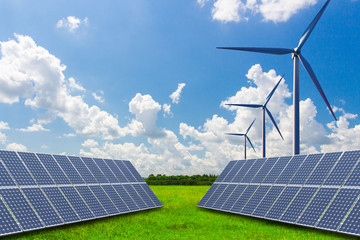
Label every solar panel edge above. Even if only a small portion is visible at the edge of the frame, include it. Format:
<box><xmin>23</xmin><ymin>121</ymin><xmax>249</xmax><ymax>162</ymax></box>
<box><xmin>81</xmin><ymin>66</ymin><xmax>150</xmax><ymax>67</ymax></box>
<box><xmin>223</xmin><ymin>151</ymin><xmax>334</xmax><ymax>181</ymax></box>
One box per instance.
<box><xmin>0</xmin><ymin>194</ymin><xmax>23</xmax><ymax>236</ymax></box>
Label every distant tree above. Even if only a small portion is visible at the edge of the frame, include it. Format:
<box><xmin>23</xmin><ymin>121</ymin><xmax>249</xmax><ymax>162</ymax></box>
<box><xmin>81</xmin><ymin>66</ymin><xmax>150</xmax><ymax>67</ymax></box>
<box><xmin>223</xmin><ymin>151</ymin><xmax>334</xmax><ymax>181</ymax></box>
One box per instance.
<box><xmin>144</xmin><ymin>174</ymin><xmax>218</xmax><ymax>185</ymax></box>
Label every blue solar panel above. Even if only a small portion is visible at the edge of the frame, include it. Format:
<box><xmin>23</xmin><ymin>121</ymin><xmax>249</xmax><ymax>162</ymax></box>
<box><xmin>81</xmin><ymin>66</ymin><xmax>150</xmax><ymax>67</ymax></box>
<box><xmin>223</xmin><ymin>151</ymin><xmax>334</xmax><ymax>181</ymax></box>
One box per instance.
<box><xmin>197</xmin><ymin>184</ymin><xmax>219</xmax><ymax>207</ymax></box>
<box><xmin>215</xmin><ymin>161</ymin><xmax>237</xmax><ymax>182</ymax></box>
<box><xmin>265</xmin><ymin>186</ymin><xmax>300</xmax><ymax>220</ymax></box>
<box><xmin>262</xmin><ymin>156</ymin><xmax>292</xmax><ymax>184</ymax></box>
<box><xmin>123</xmin><ymin>161</ymin><xmax>145</xmax><ymax>183</ymax></box>
<box><xmin>53</xmin><ymin>155</ymin><xmax>84</xmax><ymax>184</ymax></box>
<box><xmin>222</xmin><ymin>161</ymin><xmax>245</xmax><ymax>182</ymax></box>
<box><xmin>114</xmin><ymin>161</ymin><xmax>137</xmax><ymax>182</ymax></box>
<box><xmin>89</xmin><ymin>186</ymin><xmax>118</xmax><ymax>215</ymax></box>
<box><xmin>0</xmin><ymin>151</ymin><xmax>37</xmax><ymax>186</ymax></box>
<box><xmin>212</xmin><ymin>184</ymin><xmax>237</xmax><ymax>209</ymax></box>
<box><xmin>240</xmin><ymin>159</ymin><xmax>266</xmax><ymax>183</ymax></box>
<box><xmin>317</xmin><ymin>189</ymin><xmax>360</xmax><ymax>231</ymax></box>
<box><xmin>42</xmin><ymin>187</ymin><xmax>80</xmax><ymax>223</ymax></box>
<box><xmin>67</xmin><ymin>156</ymin><xmax>97</xmax><ymax>184</ymax></box>
<box><xmin>0</xmin><ymin>188</ymin><xmax>43</xmax><ymax>231</ymax></box>
<box><xmin>324</xmin><ymin>151</ymin><xmax>360</xmax><ymax>186</ymax></box>
<box><xmin>204</xmin><ymin>184</ymin><xmax>227</xmax><ymax>208</ymax></box>
<box><xmin>289</xmin><ymin>154</ymin><xmax>323</xmax><ymax>185</ymax></box>
<box><xmin>18</xmin><ymin>152</ymin><xmax>54</xmax><ymax>185</ymax></box>
<box><xmin>140</xmin><ymin>184</ymin><xmax>162</xmax><ymax>207</ymax></box>
<box><xmin>0</xmin><ymin>161</ymin><xmax>16</xmax><ymax>187</ymax></box>
<box><xmin>338</xmin><ymin>195</ymin><xmax>360</xmax><ymax>236</ymax></box>
<box><xmin>0</xmin><ymin>197</ymin><xmax>21</xmax><ymax>236</ymax></box>
<box><xmin>251</xmin><ymin>157</ymin><xmax>279</xmax><ymax>184</ymax></box>
<box><xmin>81</xmin><ymin>157</ymin><xmax>109</xmax><ymax>183</ymax></box>
<box><xmin>22</xmin><ymin>187</ymin><xmax>63</xmax><ymax>227</ymax></box>
<box><xmin>36</xmin><ymin>153</ymin><xmax>71</xmax><ymax>185</ymax></box>
<box><xmin>297</xmin><ymin>188</ymin><xmax>338</xmax><ymax>226</ymax></box>
<box><xmin>280</xmin><ymin>187</ymin><xmax>318</xmax><ymax>223</ymax></box>
<box><xmin>241</xmin><ymin>185</ymin><xmax>270</xmax><ymax>215</ymax></box>
<box><xmin>75</xmin><ymin>186</ymin><xmax>107</xmax><ymax>217</ymax></box>
<box><xmin>231</xmin><ymin>159</ymin><xmax>256</xmax><ymax>182</ymax></box>
<box><xmin>123</xmin><ymin>184</ymin><xmax>147</xmax><ymax>209</ymax></box>
<box><xmin>113</xmin><ymin>185</ymin><xmax>139</xmax><ymax>211</ymax></box>
<box><xmin>230</xmin><ymin>185</ymin><xmax>258</xmax><ymax>213</ymax></box>
<box><xmin>132</xmin><ymin>184</ymin><xmax>156</xmax><ymax>208</ymax></box>
<box><xmin>104</xmin><ymin>159</ymin><xmax>128</xmax><ymax>183</ymax></box>
<box><xmin>275</xmin><ymin>155</ymin><xmax>306</xmax><ymax>184</ymax></box>
<box><xmin>93</xmin><ymin>158</ymin><xmax>119</xmax><ymax>183</ymax></box>
<box><xmin>221</xmin><ymin>185</ymin><xmax>247</xmax><ymax>211</ymax></box>
<box><xmin>101</xmin><ymin>185</ymin><xmax>130</xmax><ymax>213</ymax></box>
<box><xmin>252</xmin><ymin>186</ymin><xmax>282</xmax><ymax>217</ymax></box>
<box><xmin>59</xmin><ymin>186</ymin><xmax>94</xmax><ymax>220</ymax></box>
<box><xmin>305</xmin><ymin>152</ymin><xmax>341</xmax><ymax>185</ymax></box>
<box><xmin>344</xmin><ymin>155</ymin><xmax>360</xmax><ymax>187</ymax></box>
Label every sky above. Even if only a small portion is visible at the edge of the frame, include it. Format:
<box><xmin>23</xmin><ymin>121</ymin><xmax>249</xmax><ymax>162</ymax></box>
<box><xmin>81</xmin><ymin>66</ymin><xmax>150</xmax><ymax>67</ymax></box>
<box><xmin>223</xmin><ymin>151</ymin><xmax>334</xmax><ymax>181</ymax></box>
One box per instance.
<box><xmin>0</xmin><ymin>0</ymin><xmax>359</xmax><ymax>177</ymax></box>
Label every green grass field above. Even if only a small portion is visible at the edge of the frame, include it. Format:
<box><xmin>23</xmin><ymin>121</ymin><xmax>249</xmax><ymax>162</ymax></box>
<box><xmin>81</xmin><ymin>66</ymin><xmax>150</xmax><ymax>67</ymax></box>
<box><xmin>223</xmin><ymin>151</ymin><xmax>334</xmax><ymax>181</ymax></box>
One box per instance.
<box><xmin>3</xmin><ymin>186</ymin><xmax>357</xmax><ymax>240</ymax></box>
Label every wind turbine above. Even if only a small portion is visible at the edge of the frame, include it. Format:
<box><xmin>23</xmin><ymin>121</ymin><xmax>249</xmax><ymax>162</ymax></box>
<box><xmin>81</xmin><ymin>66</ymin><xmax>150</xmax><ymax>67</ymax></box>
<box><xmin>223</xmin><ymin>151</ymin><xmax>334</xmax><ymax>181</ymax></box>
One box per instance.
<box><xmin>227</xmin><ymin>119</ymin><xmax>256</xmax><ymax>160</ymax></box>
<box><xmin>226</xmin><ymin>75</ymin><xmax>285</xmax><ymax>158</ymax></box>
<box><xmin>217</xmin><ymin>0</ymin><xmax>337</xmax><ymax>155</ymax></box>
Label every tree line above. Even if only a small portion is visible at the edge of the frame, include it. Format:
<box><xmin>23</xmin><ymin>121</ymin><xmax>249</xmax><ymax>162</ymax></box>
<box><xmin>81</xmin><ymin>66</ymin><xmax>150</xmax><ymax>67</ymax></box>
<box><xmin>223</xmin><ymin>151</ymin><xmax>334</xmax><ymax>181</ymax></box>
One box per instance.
<box><xmin>144</xmin><ymin>174</ymin><xmax>218</xmax><ymax>185</ymax></box>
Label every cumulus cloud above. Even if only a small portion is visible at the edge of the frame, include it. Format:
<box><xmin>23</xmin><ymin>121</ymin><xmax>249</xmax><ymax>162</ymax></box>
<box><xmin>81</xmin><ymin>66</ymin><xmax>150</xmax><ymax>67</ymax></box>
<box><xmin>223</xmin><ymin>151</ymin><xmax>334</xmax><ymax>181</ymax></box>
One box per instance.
<box><xmin>82</xmin><ymin>139</ymin><xmax>99</xmax><ymax>148</ymax></box>
<box><xmin>68</xmin><ymin>77</ymin><xmax>85</xmax><ymax>92</ymax></box>
<box><xmin>92</xmin><ymin>91</ymin><xmax>104</xmax><ymax>103</ymax></box>
<box><xmin>17</xmin><ymin>123</ymin><xmax>49</xmax><ymax>132</ymax></box>
<box><xmin>170</xmin><ymin>83</ymin><xmax>186</xmax><ymax>104</ymax></box>
<box><xmin>6</xmin><ymin>143</ymin><xmax>27</xmax><ymax>152</ymax></box>
<box><xmin>0</xmin><ymin>34</ymin><xmax>129</xmax><ymax>140</ymax></box>
<box><xmin>163</xmin><ymin>104</ymin><xmax>172</xmax><ymax>117</ymax></box>
<box><xmin>199</xmin><ymin>0</ymin><xmax>319</xmax><ymax>23</ymax></box>
<box><xmin>56</xmin><ymin>16</ymin><xmax>88</xmax><ymax>32</ymax></box>
<box><xmin>0</xmin><ymin>121</ymin><xmax>10</xmax><ymax>130</ymax></box>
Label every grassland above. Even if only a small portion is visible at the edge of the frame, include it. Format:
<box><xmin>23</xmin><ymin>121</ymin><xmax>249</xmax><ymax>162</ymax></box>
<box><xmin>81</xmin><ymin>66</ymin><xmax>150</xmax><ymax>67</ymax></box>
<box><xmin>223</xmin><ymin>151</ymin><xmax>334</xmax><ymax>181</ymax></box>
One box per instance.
<box><xmin>3</xmin><ymin>186</ymin><xmax>357</xmax><ymax>240</ymax></box>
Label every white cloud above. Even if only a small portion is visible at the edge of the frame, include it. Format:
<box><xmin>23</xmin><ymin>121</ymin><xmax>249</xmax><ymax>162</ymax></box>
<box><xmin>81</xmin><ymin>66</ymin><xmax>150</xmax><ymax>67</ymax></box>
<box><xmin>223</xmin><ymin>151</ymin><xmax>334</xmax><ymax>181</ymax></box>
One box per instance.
<box><xmin>68</xmin><ymin>77</ymin><xmax>85</xmax><ymax>92</ymax></box>
<box><xmin>0</xmin><ymin>121</ymin><xmax>10</xmax><ymax>130</ymax></box>
<box><xmin>41</xmin><ymin>145</ymin><xmax>48</xmax><ymax>149</ymax></box>
<box><xmin>82</xmin><ymin>139</ymin><xmax>99</xmax><ymax>148</ymax></box>
<box><xmin>17</xmin><ymin>123</ymin><xmax>49</xmax><ymax>132</ymax></box>
<box><xmin>6</xmin><ymin>143</ymin><xmax>27</xmax><ymax>152</ymax></box>
<box><xmin>199</xmin><ymin>0</ymin><xmax>319</xmax><ymax>23</ymax></box>
<box><xmin>63</xmin><ymin>133</ymin><xmax>76</xmax><ymax>137</ymax></box>
<box><xmin>0</xmin><ymin>34</ymin><xmax>129</xmax><ymax>140</ymax></box>
<box><xmin>163</xmin><ymin>103</ymin><xmax>172</xmax><ymax>117</ymax></box>
<box><xmin>56</xmin><ymin>16</ymin><xmax>88</xmax><ymax>32</ymax></box>
<box><xmin>0</xmin><ymin>132</ymin><xmax>7</xmax><ymax>144</ymax></box>
<box><xmin>92</xmin><ymin>91</ymin><xmax>104</xmax><ymax>103</ymax></box>
<box><xmin>170</xmin><ymin>83</ymin><xmax>186</xmax><ymax>104</ymax></box>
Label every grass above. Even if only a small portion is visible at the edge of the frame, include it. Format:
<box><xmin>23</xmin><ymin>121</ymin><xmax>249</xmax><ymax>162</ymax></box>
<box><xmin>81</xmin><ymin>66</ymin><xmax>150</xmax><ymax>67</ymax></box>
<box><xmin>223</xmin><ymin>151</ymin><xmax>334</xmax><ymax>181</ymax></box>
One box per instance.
<box><xmin>3</xmin><ymin>186</ymin><xmax>358</xmax><ymax>240</ymax></box>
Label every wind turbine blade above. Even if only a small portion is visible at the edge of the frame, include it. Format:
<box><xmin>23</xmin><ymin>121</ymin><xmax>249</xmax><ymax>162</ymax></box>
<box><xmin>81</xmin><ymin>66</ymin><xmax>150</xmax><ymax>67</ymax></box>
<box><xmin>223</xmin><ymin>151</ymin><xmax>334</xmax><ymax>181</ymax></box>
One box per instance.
<box><xmin>246</xmin><ymin>119</ymin><xmax>256</xmax><ymax>134</ymax></box>
<box><xmin>264</xmin><ymin>74</ymin><xmax>285</xmax><ymax>106</ymax></box>
<box><xmin>246</xmin><ymin>136</ymin><xmax>256</xmax><ymax>152</ymax></box>
<box><xmin>226</xmin><ymin>133</ymin><xmax>245</xmax><ymax>136</ymax></box>
<box><xmin>265</xmin><ymin>108</ymin><xmax>284</xmax><ymax>140</ymax></box>
<box><xmin>297</xmin><ymin>0</ymin><xmax>331</xmax><ymax>51</ymax></box>
<box><xmin>216</xmin><ymin>47</ymin><xmax>293</xmax><ymax>55</ymax></box>
<box><xmin>226</xmin><ymin>104</ymin><xmax>263</xmax><ymax>108</ymax></box>
<box><xmin>298</xmin><ymin>54</ymin><xmax>337</xmax><ymax>121</ymax></box>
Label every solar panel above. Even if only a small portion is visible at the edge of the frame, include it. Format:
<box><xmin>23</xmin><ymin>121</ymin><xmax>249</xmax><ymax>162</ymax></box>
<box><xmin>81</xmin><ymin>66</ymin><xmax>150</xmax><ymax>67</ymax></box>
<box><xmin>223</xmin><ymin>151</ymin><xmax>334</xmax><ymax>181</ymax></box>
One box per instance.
<box><xmin>199</xmin><ymin>150</ymin><xmax>360</xmax><ymax>237</ymax></box>
<box><xmin>101</xmin><ymin>185</ymin><xmax>130</xmax><ymax>213</ymax></box>
<box><xmin>140</xmin><ymin>184</ymin><xmax>163</xmax><ymax>207</ymax></box>
<box><xmin>0</xmin><ymin>197</ymin><xmax>21</xmax><ymax>236</ymax></box>
<box><xmin>18</xmin><ymin>152</ymin><xmax>54</xmax><ymax>185</ymax></box>
<box><xmin>88</xmin><ymin>185</ymin><xmax>119</xmax><ymax>215</ymax></box>
<box><xmin>92</xmin><ymin>158</ymin><xmax>119</xmax><ymax>183</ymax></box>
<box><xmin>114</xmin><ymin>161</ymin><xmax>137</xmax><ymax>182</ymax></box>
<box><xmin>104</xmin><ymin>159</ymin><xmax>129</xmax><ymax>183</ymax></box>
<box><xmin>37</xmin><ymin>153</ymin><xmax>71</xmax><ymax>185</ymax></box>
<box><xmin>81</xmin><ymin>157</ymin><xmax>109</xmax><ymax>183</ymax></box>
<box><xmin>53</xmin><ymin>155</ymin><xmax>84</xmax><ymax>184</ymax></box>
<box><xmin>123</xmin><ymin>161</ymin><xmax>145</xmax><ymax>182</ymax></box>
<box><xmin>0</xmin><ymin>161</ymin><xmax>17</xmax><ymax>187</ymax></box>
<box><xmin>132</xmin><ymin>184</ymin><xmax>156</xmax><ymax>208</ymax></box>
<box><xmin>112</xmin><ymin>184</ymin><xmax>139</xmax><ymax>211</ymax></box>
<box><xmin>75</xmin><ymin>186</ymin><xmax>108</xmax><ymax>217</ymax></box>
<box><xmin>67</xmin><ymin>156</ymin><xmax>97</xmax><ymax>184</ymax></box>
<box><xmin>123</xmin><ymin>184</ymin><xmax>148</xmax><ymax>209</ymax></box>
<box><xmin>59</xmin><ymin>186</ymin><xmax>94</xmax><ymax>220</ymax></box>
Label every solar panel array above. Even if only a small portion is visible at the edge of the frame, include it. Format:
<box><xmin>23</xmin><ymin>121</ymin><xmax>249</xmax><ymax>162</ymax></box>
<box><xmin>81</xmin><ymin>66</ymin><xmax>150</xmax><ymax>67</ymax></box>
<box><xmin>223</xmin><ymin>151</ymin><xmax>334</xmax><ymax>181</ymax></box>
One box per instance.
<box><xmin>198</xmin><ymin>150</ymin><xmax>360</xmax><ymax>237</ymax></box>
<box><xmin>0</xmin><ymin>150</ymin><xmax>162</xmax><ymax>237</ymax></box>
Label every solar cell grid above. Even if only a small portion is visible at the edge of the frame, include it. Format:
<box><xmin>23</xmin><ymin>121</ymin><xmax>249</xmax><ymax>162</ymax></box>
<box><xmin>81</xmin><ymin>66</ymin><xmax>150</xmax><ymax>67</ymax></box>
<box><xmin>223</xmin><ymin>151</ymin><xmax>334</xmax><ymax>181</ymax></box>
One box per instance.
<box><xmin>252</xmin><ymin>186</ymin><xmax>283</xmax><ymax>217</ymax></box>
<box><xmin>67</xmin><ymin>156</ymin><xmax>97</xmax><ymax>184</ymax></box>
<box><xmin>221</xmin><ymin>185</ymin><xmax>247</xmax><ymax>211</ymax></box>
<box><xmin>215</xmin><ymin>161</ymin><xmax>237</xmax><ymax>182</ymax></box>
<box><xmin>238</xmin><ymin>159</ymin><xmax>265</xmax><ymax>183</ymax></box>
<box><xmin>204</xmin><ymin>184</ymin><xmax>227</xmax><ymax>208</ymax></box>
<box><xmin>81</xmin><ymin>157</ymin><xmax>109</xmax><ymax>183</ymax></box>
<box><xmin>103</xmin><ymin>159</ymin><xmax>128</xmax><ymax>183</ymax></box>
<box><xmin>18</xmin><ymin>152</ymin><xmax>54</xmax><ymax>185</ymax></box>
<box><xmin>93</xmin><ymin>158</ymin><xmax>119</xmax><ymax>183</ymax></box>
<box><xmin>89</xmin><ymin>186</ymin><xmax>119</xmax><ymax>215</ymax></box>
<box><xmin>338</xmin><ymin>195</ymin><xmax>360</xmax><ymax>236</ymax></box>
<box><xmin>197</xmin><ymin>184</ymin><xmax>219</xmax><ymax>207</ymax></box>
<box><xmin>0</xmin><ymin>188</ymin><xmax>43</xmax><ymax>231</ymax></box>
<box><xmin>305</xmin><ymin>152</ymin><xmax>341</xmax><ymax>186</ymax></box>
<box><xmin>317</xmin><ymin>189</ymin><xmax>360</xmax><ymax>231</ymax></box>
<box><xmin>133</xmin><ymin>184</ymin><xmax>155</xmax><ymax>208</ymax></box>
<box><xmin>275</xmin><ymin>155</ymin><xmax>306</xmax><ymax>184</ymax></box>
<box><xmin>323</xmin><ymin>151</ymin><xmax>360</xmax><ymax>186</ymax></box>
<box><xmin>0</xmin><ymin>151</ymin><xmax>36</xmax><ymax>186</ymax></box>
<box><xmin>75</xmin><ymin>186</ymin><xmax>108</xmax><ymax>217</ymax></box>
<box><xmin>262</xmin><ymin>156</ymin><xmax>292</xmax><ymax>184</ymax></box>
<box><xmin>123</xmin><ymin>184</ymin><xmax>147</xmax><ymax>209</ymax></box>
<box><xmin>59</xmin><ymin>186</ymin><xmax>94</xmax><ymax>220</ymax></box>
<box><xmin>0</xmin><ymin>161</ymin><xmax>16</xmax><ymax>187</ymax></box>
<box><xmin>36</xmin><ymin>154</ymin><xmax>70</xmax><ymax>185</ymax></box>
<box><xmin>289</xmin><ymin>154</ymin><xmax>323</xmax><ymax>185</ymax></box>
<box><xmin>0</xmin><ymin>198</ymin><xmax>21</xmax><ymax>236</ymax></box>
<box><xmin>241</xmin><ymin>185</ymin><xmax>269</xmax><ymax>215</ymax></box>
<box><xmin>222</xmin><ymin>161</ymin><xmax>245</xmax><ymax>182</ymax></box>
<box><xmin>53</xmin><ymin>155</ymin><xmax>84</xmax><ymax>184</ymax></box>
<box><xmin>22</xmin><ymin>188</ymin><xmax>63</xmax><ymax>227</ymax></box>
<box><xmin>231</xmin><ymin>159</ymin><xmax>256</xmax><ymax>182</ymax></box>
<box><xmin>251</xmin><ymin>157</ymin><xmax>279</xmax><ymax>184</ymax></box>
<box><xmin>212</xmin><ymin>184</ymin><xmax>237</xmax><ymax>210</ymax></box>
<box><xmin>101</xmin><ymin>185</ymin><xmax>130</xmax><ymax>213</ymax></box>
<box><xmin>266</xmin><ymin>186</ymin><xmax>300</xmax><ymax>220</ymax></box>
<box><xmin>230</xmin><ymin>185</ymin><xmax>258</xmax><ymax>213</ymax></box>
<box><xmin>123</xmin><ymin>161</ymin><xmax>145</xmax><ymax>182</ymax></box>
<box><xmin>140</xmin><ymin>184</ymin><xmax>163</xmax><ymax>207</ymax></box>
<box><xmin>114</xmin><ymin>161</ymin><xmax>137</xmax><ymax>182</ymax></box>
<box><xmin>113</xmin><ymin>185</ymin><xmax>139</xmax><ymax>211</ymax></box>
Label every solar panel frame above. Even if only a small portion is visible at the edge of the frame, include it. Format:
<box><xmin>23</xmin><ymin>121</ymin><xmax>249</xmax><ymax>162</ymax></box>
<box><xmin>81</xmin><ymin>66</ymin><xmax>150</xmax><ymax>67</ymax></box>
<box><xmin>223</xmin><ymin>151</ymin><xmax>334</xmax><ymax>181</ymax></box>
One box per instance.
<box><xmin>104</xmin><ymin>159</ymin><xmax>129</xmax><ymax>183</ymax></box>
<box><xmin>203</xmin><ymin>184</ymin><xmax>227</xmax><ymax>208</ymax></box>
<box><xmin>114</xmin><ymin>161</ymin><xmax>137</xmax><ymax>182</ymax></box>
<box><xmin>251</xmin><ymin>157</ymin><xmax>279</xmax><ymax>184</ymax></box>
<box><xmin>231</xmin><ymin>159</ymin><xmax>256</xmax><ymax>183</ymax></box>
<box><xmin>338</xmin><ymin>194</ymin><xmax>360</xmax><ymax>236</ymax></box>
<box><xmin>214</xmin><ymin>161</ymin><xmax>237</xmax><ymax>183</ymax></box>
<box><xmin>140</xmin><ymin>184</ymin><xmax>162</xmax><ymax>207</ymax></box>
<box><xmin>53</xmin><ymin>155</ymin><xmax>85</xmax><ymax>185</ymax></box>
<box><xmin>123</xmin><ymin>161</ymin><xmax>145</xmax><ymax>183</ymax></box>
<box><xmin>81</xmin><ymin>157</ymin><xmax>109</xmax><ymax>184</ymax></box>
<box><xmin>0</xmin><ymin>196</ymin><xmax>22</xmax><ymax>236</ymax></box>
<box><xmin>36</xmin><ymin>153</ymin><xmax>71</xmax><ymax>185</ymax></box>
<box><xmin>197</xmin><ymin>184</ymin><xmax>219</xmax><ymax>207</ymax></box>
<box><xmin>92</xmin><ymin>158</ymin><xmax>119</xmax><ymax>184</ymax></box>
<box><xmin>289</xmin><ymin>153</ymin><xmax>323</xmax><ymax>185</ymax></box>
<box><xmin>222</xmin><ymin>161</ymin><xmax>246</xmax><ymax>182</ymax></box>
<box><xmin>262</xmin><ymin>156</ymin><xmax>292</xmax><ymax>184</ymax></box>
<box><xmin>67</xmin><ymin>156</ymin><xmax>98</xmax><ymax>184</ymax></box>
<box><xmin>275</xmin><ymin>155</ymin><xmax>306</xmax><ymax>184</ymax></box>
<box><xmin>212</xmin><ymin>184</ymin><xmax>237</xmax><ymax>210</ymax></box>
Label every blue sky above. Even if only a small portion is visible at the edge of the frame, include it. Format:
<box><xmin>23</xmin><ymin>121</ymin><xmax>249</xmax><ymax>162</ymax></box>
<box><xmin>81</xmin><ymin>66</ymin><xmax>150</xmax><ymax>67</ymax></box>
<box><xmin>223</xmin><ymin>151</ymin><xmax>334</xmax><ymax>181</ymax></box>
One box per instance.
<box><xmin>0</xmin><ymin>0</ymin><xmax>359</xmax><ymax>176</ymax></box>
